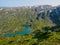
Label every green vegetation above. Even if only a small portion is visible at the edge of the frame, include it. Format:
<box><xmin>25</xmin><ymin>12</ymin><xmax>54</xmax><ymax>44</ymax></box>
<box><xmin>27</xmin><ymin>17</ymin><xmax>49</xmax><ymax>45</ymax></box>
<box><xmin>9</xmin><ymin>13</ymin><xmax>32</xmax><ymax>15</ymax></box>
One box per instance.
<box><xmin>0</xmin><ymin>6</ymin><xmax>60</xmax><ymax>45</ymax></box>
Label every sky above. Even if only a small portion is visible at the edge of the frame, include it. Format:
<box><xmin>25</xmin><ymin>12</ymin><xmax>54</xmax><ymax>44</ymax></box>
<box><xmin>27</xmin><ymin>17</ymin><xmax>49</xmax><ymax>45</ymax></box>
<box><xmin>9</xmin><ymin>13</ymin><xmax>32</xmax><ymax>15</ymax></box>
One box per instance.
<box><xmin>0</xmin><ymin>0</ymin><xmax>60</xmax><ymax>7</ymax></box>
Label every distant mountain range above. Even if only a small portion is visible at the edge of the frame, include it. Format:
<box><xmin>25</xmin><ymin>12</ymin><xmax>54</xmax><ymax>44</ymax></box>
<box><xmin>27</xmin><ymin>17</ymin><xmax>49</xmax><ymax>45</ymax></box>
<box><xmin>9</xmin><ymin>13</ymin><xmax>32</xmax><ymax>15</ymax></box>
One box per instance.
<box><xmin>0</xmin><ymin>5</ymin><xmax>60</xmax><ymax>25</ymax></box>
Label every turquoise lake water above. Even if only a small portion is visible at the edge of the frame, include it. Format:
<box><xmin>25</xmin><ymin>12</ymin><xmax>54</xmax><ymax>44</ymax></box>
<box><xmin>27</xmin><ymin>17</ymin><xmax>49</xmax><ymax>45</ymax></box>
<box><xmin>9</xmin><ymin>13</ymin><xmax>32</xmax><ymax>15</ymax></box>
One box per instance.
<box><xmin>4</xmin><ymin>24</ymin><xmax>32</xmax><ymax>37</ymax></box>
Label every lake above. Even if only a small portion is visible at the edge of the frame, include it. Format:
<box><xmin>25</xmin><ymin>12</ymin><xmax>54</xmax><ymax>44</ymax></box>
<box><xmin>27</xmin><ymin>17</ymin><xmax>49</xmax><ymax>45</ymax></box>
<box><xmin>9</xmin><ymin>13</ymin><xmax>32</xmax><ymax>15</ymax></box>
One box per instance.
<box><xmin>4</xmin><ymin>24</ymin><xmax>32</xmax><ymax>37</ymax></box>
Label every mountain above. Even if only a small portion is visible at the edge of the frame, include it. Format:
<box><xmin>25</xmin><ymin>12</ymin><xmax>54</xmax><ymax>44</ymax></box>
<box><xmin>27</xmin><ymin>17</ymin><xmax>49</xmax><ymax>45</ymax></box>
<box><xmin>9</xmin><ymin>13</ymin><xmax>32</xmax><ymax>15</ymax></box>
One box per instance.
<box><xmin>0</xmin><ymin>5</ymin><xmax>60</xmax><ymax>45</ymax></box>
<box><xmin>35</xmin><ymin>5</ymin><xmax>60</xmax><ymax>25</ymax></box>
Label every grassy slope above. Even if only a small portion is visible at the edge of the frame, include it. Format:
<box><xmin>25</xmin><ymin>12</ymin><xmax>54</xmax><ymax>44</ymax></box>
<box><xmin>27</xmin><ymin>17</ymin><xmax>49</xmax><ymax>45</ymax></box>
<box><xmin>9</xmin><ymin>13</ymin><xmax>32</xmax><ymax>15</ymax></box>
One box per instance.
<box><xmin>0</xmin><ymin>8</ymin><xmax>60</xmax><ymax>45</ymax></box>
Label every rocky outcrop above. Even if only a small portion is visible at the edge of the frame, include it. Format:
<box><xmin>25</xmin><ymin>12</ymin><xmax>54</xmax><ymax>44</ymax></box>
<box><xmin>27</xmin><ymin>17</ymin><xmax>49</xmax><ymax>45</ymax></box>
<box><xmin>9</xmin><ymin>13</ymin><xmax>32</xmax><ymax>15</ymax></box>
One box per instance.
<box><xmin>35</xmin><ymin>6</ymin><xmax>60</xmax><ymax>25</ymax></box>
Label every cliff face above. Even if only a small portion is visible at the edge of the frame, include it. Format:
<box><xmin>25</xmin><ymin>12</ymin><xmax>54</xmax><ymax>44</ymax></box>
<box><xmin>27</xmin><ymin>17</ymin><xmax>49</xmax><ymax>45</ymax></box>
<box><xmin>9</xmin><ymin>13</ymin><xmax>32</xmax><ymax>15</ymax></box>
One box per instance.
<box><xmin>49</xmin><ymin>6</ymin><xmax>60</xmax><ymax>25</ymax></box>
<box><xmin>35</xmin><ymin>5</ymin><xmax>60</xmax><ymax>25</ymax></box>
